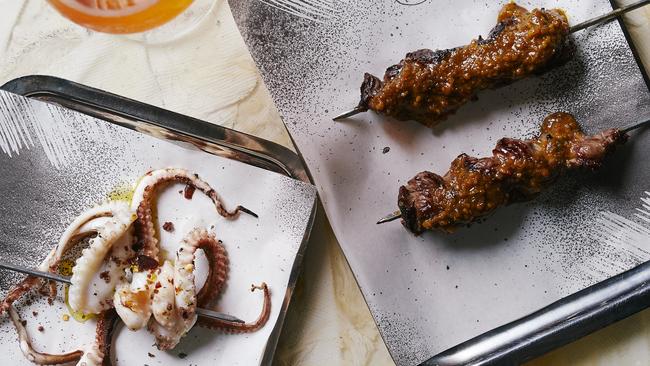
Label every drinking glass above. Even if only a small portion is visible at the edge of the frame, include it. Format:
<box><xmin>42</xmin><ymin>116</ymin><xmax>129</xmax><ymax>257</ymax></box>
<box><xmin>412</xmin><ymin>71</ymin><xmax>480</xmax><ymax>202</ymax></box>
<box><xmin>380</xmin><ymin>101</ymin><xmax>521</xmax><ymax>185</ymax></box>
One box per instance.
<box><xmin>47</xmin><ymin>0</ymin><xmax>218</xmax><ymax>42</ymax></box>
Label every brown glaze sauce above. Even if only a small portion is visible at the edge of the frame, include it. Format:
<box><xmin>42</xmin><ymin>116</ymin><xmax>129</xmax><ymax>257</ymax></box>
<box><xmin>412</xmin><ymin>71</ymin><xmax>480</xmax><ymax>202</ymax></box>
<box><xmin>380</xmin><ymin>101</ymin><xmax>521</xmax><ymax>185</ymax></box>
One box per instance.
<box><xmin>360</xmin><ymin>3</ymin><xmax>570</xmax><ymax>127</ymax></box>
<box><xmin>398</xmin><ymin>113</ymin><xmax>627</xmax><ymax>234</ymax></box>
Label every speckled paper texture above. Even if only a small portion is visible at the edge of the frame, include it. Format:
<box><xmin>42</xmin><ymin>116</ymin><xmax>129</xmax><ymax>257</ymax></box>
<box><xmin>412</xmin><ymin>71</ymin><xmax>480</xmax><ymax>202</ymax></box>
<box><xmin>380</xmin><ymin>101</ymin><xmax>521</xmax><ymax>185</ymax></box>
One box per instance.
<box><xmin>0</xmin><ymin>91</ymin><xmax>317</xmax><ymax>365</ymax></box>
<box><xmin>230</xmin><ymin>0</ymin><xmax>650</xmax><ymax>364</ymax></box>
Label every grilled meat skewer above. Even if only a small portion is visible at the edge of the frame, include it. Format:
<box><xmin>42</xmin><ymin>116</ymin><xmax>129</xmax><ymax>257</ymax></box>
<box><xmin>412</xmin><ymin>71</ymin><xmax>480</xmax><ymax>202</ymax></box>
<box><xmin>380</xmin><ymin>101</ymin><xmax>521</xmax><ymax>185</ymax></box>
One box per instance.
<box><xmin>397</xmin><ymin>112</ymin><xmax>627</xmax><ymax>234</ymax></box>
<box><xmin>336</xmin><ymin>1</ymin><xmax>650</xmax><ymax>124</ymax></box>
<box><xmin>353</xmin><ymin>3</ymin><xmax>570</xmax><ymax>127</ymax></box>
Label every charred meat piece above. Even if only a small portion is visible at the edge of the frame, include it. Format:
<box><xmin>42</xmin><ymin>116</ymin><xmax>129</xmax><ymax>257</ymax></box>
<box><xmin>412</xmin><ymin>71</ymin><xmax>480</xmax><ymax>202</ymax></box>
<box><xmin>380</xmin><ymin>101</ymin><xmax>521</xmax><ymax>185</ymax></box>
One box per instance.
<box><xmin>398</xmin><ymin>113</ymin><xmax>627</xmax><ymax>234</ymax></box>
<box><xmin>359</xmin><ymin>3</ymin><xmax>571</xmax><ymax>127</ymax></box>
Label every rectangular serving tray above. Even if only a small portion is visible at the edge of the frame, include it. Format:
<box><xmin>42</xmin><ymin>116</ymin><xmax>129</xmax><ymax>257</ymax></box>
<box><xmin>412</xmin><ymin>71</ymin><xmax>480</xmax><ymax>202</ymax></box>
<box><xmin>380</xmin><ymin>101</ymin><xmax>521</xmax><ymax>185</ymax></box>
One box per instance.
<box><xmin>230</xmin><ymin>0</ymin><xmax>650</xmax><ymax>364</ymax></box>
<box><xmin>0</xmin><ymin>75</ymin><xmax>317</xmax><ymax>365</ymax></box>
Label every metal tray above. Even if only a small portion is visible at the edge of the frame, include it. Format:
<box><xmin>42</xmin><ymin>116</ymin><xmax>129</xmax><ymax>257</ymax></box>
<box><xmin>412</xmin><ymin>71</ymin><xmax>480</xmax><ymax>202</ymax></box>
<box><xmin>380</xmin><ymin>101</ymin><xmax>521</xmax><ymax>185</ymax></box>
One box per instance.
<box><xmin>1</xmin><ymin>75</ymin><xmax>311</xmax><ymax>183</ymax></box>
<box><xmin>230</xmin><ymin>0</ymin><xmax>650</xmax><ymax>365</ymax></box>
<box><xmin>0</xmin><ymin>75</ymin><xmax>316</xmax><ymax>365</ymax></box>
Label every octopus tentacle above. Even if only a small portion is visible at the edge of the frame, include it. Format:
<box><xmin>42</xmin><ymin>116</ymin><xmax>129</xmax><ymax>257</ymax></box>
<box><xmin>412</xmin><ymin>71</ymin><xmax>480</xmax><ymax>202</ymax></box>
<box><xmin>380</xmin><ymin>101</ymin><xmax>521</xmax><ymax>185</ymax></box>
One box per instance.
<box><xmin>48</xmin><ymin>203</ymin><xmax>132</xmax><ymax>303</ymax></box>
<box><xmin>46</xmin><ymin>281</ymin><xmax>57</xmax><ymax>304</ymax></box>
<box><xmin>88</xmin><ymin>225</ymin><xmax>136</xmax><ymax>312</ymax></box>
<box><xmin>78</xmin><ymin>343</ymin><xmax>103</xmax><ymax>366</ymax></box>
<box><xmin>8</xmin><ymin>306</ymin><xmax>84</xmax><ymax>365</ymax></box>
<box><xmin>151</xmin><ymin>261</ymin><xmax>176</xmax><ymax>329</ymax></box>
<box><xmin>45</xmin><ymin>224</ymin><xmax>110</xmax><ymax>304</ymax></box>
<box><xmin>0</xmin><ymin>277</ymin><xmax>42</xmax><ymax>316</ymax></box>
<box><xmin>175</xmin><ymin>228</ymin><xmax>228</xmax><ymax>312</ymax></box>
<box><xmin>147</xmin><ymin>267</ymin><xmax>193</xmax><ymax>350</ymax></box>
<box><xmin>198</xmin><ymin>283</ymin><xmax>271</xmax><ymax>333</ymax></box>
<box><xmin>149</xmin><ymin>229</ymin><xmax>206</xmax><ymax>349</ymax></box>
<box><xmin>130</xmin><ymin>168</ymin><xmax>256</xmax><ymax>262</ymax></box>
<box><xmin>113</xmin><ymin>270</ymin><xmax>155</xmax><ymax>331</ymax></box>
<box><xmin>4</xmin><ymin>169</ymin><xmax>269</xmax><ymax>362</ymax></box>
<box><xmin>149</xmin><ymin>228</ymin><xmax>228</xmax><ymax>350</ymax></box>
<box><xmin>1</xmin><ymin>203</ymin><xmax>130</xmax><ymax>317</ymax></box>
<box><xmin>1</xmin><ymin>203</ymin><xmax>132</xmax><ymax>365</ymax></box>
<box><xmin>98</xmin><ymin>310</ymin><xmax>119</xmax><ymax>366</ymax></box>
<box><xmin>148</xmin><ymin>315</ymin><xmax>196</xmax><ymax>351</ymax></box>
<box><xmin>69</xmin><ymin>211</ymin><xmax>136</xmax><ymax>314</ymax></box>
<box><xmin>196</xmin><ymin>233</ymin><xmax>228</xmax><ymax>307</ymax></box>
<box><xmin>77</xmin><ymin>309</ymin><xmax>119</xmax><ymax>366</ymax></box>
<box><xmin>49</xmin><ymin>202</ymin><xmax>132</xmax><ymax>273</ymax></box>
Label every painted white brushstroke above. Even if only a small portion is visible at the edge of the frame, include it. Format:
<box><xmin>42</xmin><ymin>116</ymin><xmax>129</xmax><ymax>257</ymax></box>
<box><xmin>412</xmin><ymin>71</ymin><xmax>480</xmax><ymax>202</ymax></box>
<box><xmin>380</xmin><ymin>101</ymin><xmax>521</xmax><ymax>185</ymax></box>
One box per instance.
<box><xmin>634</xmin><ymin>191</ymin><xmax>650</xmax><ymax>223</ymax></box>
<box><xmin>595</xmin><ymin>211</ymin><xmax>650</xmax><ymax>256</ymax></box>
<box><xmin>256</xmin><ymin>0</ymin><xmax>342</xmax><ymax>22</ymax></box>
<box><xmin>0</xmin><ymin>95</ymin><xmax>33</xmax><ymax>157</ymax></box>
<box><xmin>575</xmin><ymin>198</ymin><xmax>650</xmax><ymax>283</ymax></box>
<box><xmin>0</xmin><ymin>92</ymin><xmax>104</xmax><ymax>169</ymax></box>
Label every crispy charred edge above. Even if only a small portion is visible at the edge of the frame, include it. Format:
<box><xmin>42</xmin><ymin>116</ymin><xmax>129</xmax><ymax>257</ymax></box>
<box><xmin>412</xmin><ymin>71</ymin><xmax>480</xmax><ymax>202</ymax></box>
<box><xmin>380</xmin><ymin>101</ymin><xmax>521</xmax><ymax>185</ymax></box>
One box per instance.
<box><xmin>97</xmin><ymin>309</ymin><xmax>119</xmax><ymax>366</ymax></box>
<box><xmin>7</xmin><ymin>306</ymin><xmax>84</xmax><ymax>365</ymax></box>
<box><xmin>196</xmin><ymin>237</ymin><xmax>229</xmax><ymax>307</ymax></box>
<box><xmin>398</xmin><ymin>172</ymin><xmax>444</xmax><ymax>235</ymax></box>
<box><xmin>358</xmin><ymin>48</ymin><xmax>456</xmax><ymax>111</ymax></box>
<box><xmin>357</xmin><ymin>73</ymin><xmax>380</xmax><ymax>111</ymax></box>
<box><xmin>198</xmin><ymin>283</ymin><xmax>271</xmax><ymax>333</ymax></box>
<box><xmin>397</xmin><ymin>115</ymin><xmax>628</xmax><ymax>234</ymax></box>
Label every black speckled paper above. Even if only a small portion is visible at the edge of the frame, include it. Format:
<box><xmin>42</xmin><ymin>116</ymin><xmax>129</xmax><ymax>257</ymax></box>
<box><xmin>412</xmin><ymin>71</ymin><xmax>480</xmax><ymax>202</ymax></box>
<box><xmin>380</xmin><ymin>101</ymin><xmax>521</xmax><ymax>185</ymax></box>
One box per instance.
<box><xmin>231</xmin><ymin>1</ymin><xmax>650</xmax><ymax>364</ymax></box>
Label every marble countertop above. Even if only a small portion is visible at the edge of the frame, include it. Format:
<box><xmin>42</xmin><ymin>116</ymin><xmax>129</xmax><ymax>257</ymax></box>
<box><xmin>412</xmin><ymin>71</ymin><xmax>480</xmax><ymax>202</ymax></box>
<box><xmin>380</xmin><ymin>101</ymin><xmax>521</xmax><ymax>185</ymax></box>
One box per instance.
<box><xmin>0</xmin><ymin>1</ymin><xmax>649</xmax><ymax>365</ymax></box>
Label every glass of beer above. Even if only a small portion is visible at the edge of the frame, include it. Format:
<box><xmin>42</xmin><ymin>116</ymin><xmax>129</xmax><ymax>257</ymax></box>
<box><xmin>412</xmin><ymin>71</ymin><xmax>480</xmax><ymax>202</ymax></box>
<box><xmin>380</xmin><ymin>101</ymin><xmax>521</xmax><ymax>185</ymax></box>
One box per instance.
<box><xmin>47</xmin><ymin>0</ymin><xmax>218</xmax><ymax>40</ymax></box>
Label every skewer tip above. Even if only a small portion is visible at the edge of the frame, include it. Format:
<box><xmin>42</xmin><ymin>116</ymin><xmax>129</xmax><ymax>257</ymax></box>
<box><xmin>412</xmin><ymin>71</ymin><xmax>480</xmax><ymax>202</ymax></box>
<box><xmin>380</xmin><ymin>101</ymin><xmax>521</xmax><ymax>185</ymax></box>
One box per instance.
<box><xmin>220</xmin><ymin>314</ymin><xmax>245</xmax><ymax>323</ymax></box>
<box><xmin>377</xmin><ymin>211</ymin><xmax>402</xmax><ymax>224</ymax></box>
<box><xmin>333</xmin><ymin>107</ymin><xmax>366</xmax><ymax>121</ymax></box>
<box><xmin>195</xmin><ymin>308</ymin><xmax>245</xmax><ymax>323</ymax></box>
<box><xmin>621</xmin><ymin>117</ymin><xmax>650</xmax><ymax>133</ymax></box>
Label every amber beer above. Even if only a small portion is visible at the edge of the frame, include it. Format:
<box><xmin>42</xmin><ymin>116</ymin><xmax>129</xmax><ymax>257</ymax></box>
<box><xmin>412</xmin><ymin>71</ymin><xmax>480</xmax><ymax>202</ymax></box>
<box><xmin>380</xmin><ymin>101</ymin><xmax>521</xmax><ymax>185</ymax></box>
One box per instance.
<box><xmin>47</xmin><ymin>0</ymin><xmax>194</xmax><ymax>34</ymax></box>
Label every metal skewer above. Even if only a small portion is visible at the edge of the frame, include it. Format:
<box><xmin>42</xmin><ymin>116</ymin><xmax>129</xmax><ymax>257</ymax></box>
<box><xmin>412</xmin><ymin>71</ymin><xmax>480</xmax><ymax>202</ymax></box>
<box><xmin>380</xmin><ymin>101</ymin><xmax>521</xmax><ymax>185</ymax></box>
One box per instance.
<box><xmin>377</xmin><ymin>210</ymin><xmax>402</xmax><ymax>224</ymax></box>
<box><xmin>333</xmin><ymin>0</ymin><xmax>650</xmax><ymax>121</ymax></box>
<box><xmin>622</xmin><ymin>117</ymin><xmax>650</xmax><ymax>133</ymax></box>
<box><xmin>376</xmin><ymin>117</ymin><xmax>650</xmax><ymax>225</ymax></box>
<box><xmin>568</xmin><ymin>0</ymin><xmax>650</xmax><ymax>33</ymax></box>
<box><xmin>0</xmin><ymin>262</ymin><xmax>245</xmax><ymax>324</ymax></box>
<box><xmin>333</xmin><ymin>107</ymin><xmax>366</xmax><ymax>121</ymax></box>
